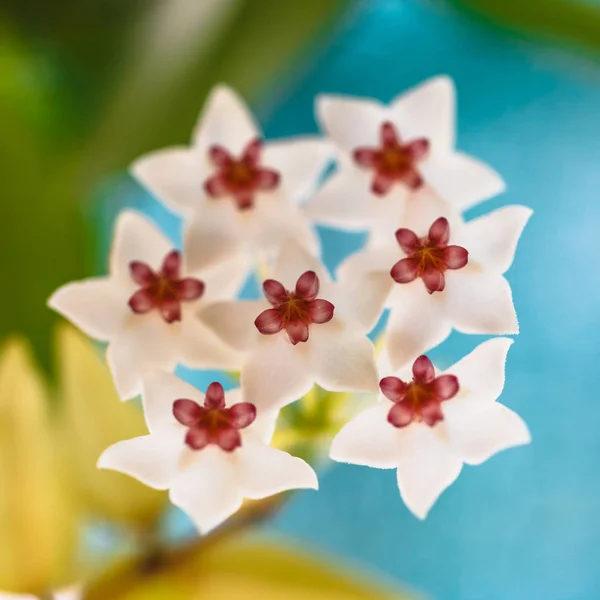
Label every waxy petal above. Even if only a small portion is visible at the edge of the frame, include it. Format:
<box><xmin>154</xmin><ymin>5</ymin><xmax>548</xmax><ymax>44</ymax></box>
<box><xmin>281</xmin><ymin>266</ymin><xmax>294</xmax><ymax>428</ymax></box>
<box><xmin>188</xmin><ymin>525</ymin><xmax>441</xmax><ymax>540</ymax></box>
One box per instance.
<box><xmin>444</xmin><ymin>272</ymin><xmax>518</xmax><ymax>335</ymax></box>
<box><xmin>406</xmin><ymin>138</ymin><xmax>430</xmax><ymax>161</ymax></box>
<box><xmin>110</xmin><ymin>211</ymin><xmax>172</xmax><ymax>280</ymax></box>
<box><xmin>242</xmin><ymin>337</ymin><xmax>313</xmax><ymax>412</ymax></box>
<box><xmin>308</xmin><ymin>299</ymin><xmax>335</xmax><ymax>324</ymax></box>
<box><xmin>428</xmin><ymin>217</ymin><xmax>450</xmax><ymax>246</ymax></box>
<box><xmin>128</xmin><ymin>287</ymin><xmax>156</xmax><ymax>313</ymax></box>
<box><xmin>161</xmin><ymin>249</ymin><xmax>181</xmax><ymax>279</ymax></box>
<box><xmin>390</xmin><ymin>76</ymin><xmax>455</xmax><ymax>154</ymax></box>
<box><xmin>193</xmin><ymin>85</ymin><xmax>260</xmax><ymax>155</ymax></box>
<box><xmin>385</xmin><ymin>284</ymin><xmax>452</xmax><ymax>370</ymax></box>
<box><xmin>131</xmin><ymin>147</ymin><xmax>206</xmax><ymax>215</ymax></box>
<box><xmin>185</xmin><ymin>427</ymin><xmax>210</xmax><ymax>450</ymax></box>
<box><xmin>330</xmin><ymin>403</ymin><xmax>410</xmax><ymax>468</ymax></box>
<box><xmin>169</xmin><ymin>447</ymin><xmax>242</xmax><ymax>534</ymax></box>
<box><xmin>421</xmin><ymin>152</ymin><xmax>505</xmax><ymax>212</ymax></box>
<box><xmin>255</xmin><ymin>308</ymin><xmax>285</xmax><ymax>335</ymax></box>
<box><xmin>129</xmin><ymin>261</ymin><xmax>156</xmax><ymax>286</ymax></box>
<box><xmin>395</xmin><ymin>228</ymin><xmax>420</xmax><ymax>253</ymax></box>
<box><xmin>456</xmin><ymin>205</ymin><xmax>533</xmax><ymax>274</ymax></box>
<box><xmin>295</xmin><ymin>270</ymin><xmax>320</xmax><ymax>300</ymax></box>
<box><xmin>273</xmin><ymin>240</ymin><xmax>328</xmax><ymax>290</ymax></box>
<box><xmin>395</xmin><ymin>425</ymin><xmax>462</xmax><ymax>519</ymax></box>
<box><xmin>263</xmin><ymin>279</ymin><xmax>287</xmax><ymax>305</ymax></box>
<box><xmin>446</xmin><ymin>403</ymin><xmax>530</xmax><ymax>466</ymax></box>
<box><xmin>238</xmin><ymin>442</ymin><xmax>318</xmax><ymax>499</ymax></box>
<box><xmin>204</xmin><ymin>174</ymin><xmax>229</xmax><ymax>197</ymax></box>
<box><xmin>173</xmin><ymin>398</ymin><xmax>202</xmax><ymax>426</ymax></box>
<box><xmin>48</xmin><ymin>278</ymin><xmax>129</xmax><ymax>342</ymax></box>
<box><xmin>443</xmin><ymin>245</ymin><xmax>469</xmax><ymax>269</ymax></box>
<box><xmin>160</xmin><ymin>297</ymin><xmax>182</xmax><ymax>323</ymax></box>
<box><xmin>262</xmin><ymin>137</ymin><xmax>333</xmax><ymax>205</ymax></box>
<box><xmin>432</xmin><ymin>374</ymin><xmax>459</xmax><ymax>400</ymax></box>
<box><xmin>98</xmin><ymin>434</ymin><xmax>181</xmax><ymax>490</ymax></box>
<box><xmin>412</xmin><ymin>355</ymin><xmax>435</xmax><ymax>383</ymax></box>
<box><xmin>204</xmin><ymin>381</ymin><xmax>226</xmax><ymax>409</ymax></box>
<box><xmin>176</xmin><ymin>278</ymin><xmax>205</xmax><ymax>300</ymax></box>
<box><xmin>391</xmin><ymin>257</ymin><xmax>420</xmax><ymax>284</ymax></box>
<box><xmin>379</xmin><ymin>376</ymin><xmax>408</xmax><ymax>403</ymax></box>
<box><xmin>372</xmin><ymin>173</ymin><xmax>395</xmax><ymax>196</ymax></box>
<box><xmin>310</xmin><ymin>325</ymin><xmax>379</xmax><ymax>395</ymax></box>
<box><xmin>421</xmin><ymin>266</ymin><xmax>445</xmax><ymax>294</ymax></box>
<box><xmin>286</xmin><ymin>319</ymin><xmax>310</xmax><ymax>345</ymax></box>
<box><xmin>388</xmin><ymin>402</ymin><xmax>415</xmax><ymax>428</ymax></box>
<box><xmin>216</xmin><ymin>428</ymin><xmax>242</xmax><ymax>452</ymax></box>
<box><xmin>227</xmin><ymin>403</ymin><xmax>257</xmax><ymax>429</ymax></box>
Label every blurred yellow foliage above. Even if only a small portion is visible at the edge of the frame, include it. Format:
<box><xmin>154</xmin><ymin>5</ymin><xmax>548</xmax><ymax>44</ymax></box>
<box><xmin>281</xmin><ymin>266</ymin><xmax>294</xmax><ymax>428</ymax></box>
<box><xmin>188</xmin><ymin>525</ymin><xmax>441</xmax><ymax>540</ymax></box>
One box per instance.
<box><xmin>54</xmin><ymin>324</ymin><xmax>166</xmax><ymax>526</ymax></box>
<box><xmin>84</xmin><ymin>538</ymin><xmax>410</xmax><ymax>600</ymax></box>
<box><xmin>0</xmin><ymin>338</ymin><xmax>77</xmax><ymax>594</ymax></box>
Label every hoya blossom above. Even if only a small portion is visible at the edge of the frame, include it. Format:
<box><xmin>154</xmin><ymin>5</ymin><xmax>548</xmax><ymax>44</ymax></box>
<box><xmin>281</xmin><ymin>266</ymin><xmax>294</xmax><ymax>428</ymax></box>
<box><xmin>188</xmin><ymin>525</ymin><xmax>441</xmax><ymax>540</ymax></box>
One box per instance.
<box><xmin>338</xmin><ymin>203</ymin><xmax>532</xmax><ymax>369</ymax></box>
<box><xmin>330</xmin><ymin>338</ymin><xmax>531</xmax><ymax>519</ymax></box>
<box><xmin>98</xmin><ymin>371</ymin><xmax>318</xmax><ymax>534</ymax></box>
<box><xmin>199</xmin><ymin>241</ymin><xmax>390</xmax><ymax>412</ymax></box>
<box><xmin>306</xmin><ymin>76</ymin><xmax>505</xmax><ymax>242</ymax></box>
<box><xmin>48</xmin><ymin>211</ymin><xmax>245</xmax><ymax>400</ymax></box>
<box><xmin>132</xmin><ymin>85</ymin><xmax>332</xmax><ymax>273</ymax></box>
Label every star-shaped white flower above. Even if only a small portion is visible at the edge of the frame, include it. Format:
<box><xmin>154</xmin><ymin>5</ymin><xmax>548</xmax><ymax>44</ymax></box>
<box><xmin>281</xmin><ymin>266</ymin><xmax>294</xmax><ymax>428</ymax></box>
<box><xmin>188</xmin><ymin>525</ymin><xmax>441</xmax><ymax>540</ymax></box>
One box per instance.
<box><xmin>330</xmin><ymin>338</ymin><xmax>530</xmax><ymax>519</ymax></box>
<box><xmin>338</xmin><ymin>203</ymin><xmax>532</xmax><ymax>369</ymax></box>
<box><xmin>199</xmin><ymin>241</ymin><xmax>390</xmax><ymax>412</ymax></box>
<box><xmin>49</xmin><ymin>210</ymin><xmax>245</xmax><ymax>400</ymax></box>
<box><xmin>132</xmin><ymin>84</ymin><xmax>332</xmax><ymax>273</ymax></box>
<box><xmin>98</xmin><ymin>371</ymin><xmax>318</xmax><ymax>534</ymax></box>
<box><xmin>306</xmin><ymin>76</ymin><xmax>505</xmax><ymax>242</ymax></box>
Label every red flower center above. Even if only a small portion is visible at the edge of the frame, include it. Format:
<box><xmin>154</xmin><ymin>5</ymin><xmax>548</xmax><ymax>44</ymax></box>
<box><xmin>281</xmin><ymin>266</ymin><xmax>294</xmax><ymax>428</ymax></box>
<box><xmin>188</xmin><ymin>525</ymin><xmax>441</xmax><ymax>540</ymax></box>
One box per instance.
<box><xmin>380</xmin><ymin>355</ymin><xmax>459</xmax><ymax>428</ymax></box>
<box><xmin>173</xmin><ymin>382</ymin><xmax>257</xmax><ymax>452</ymax></box>
<box><xmin>390</xmin><ymin>217</ymin><xmax>468</xmax><ymax>294</ymax></box>
<box><xmin>254</xmin><ymin>271</ymin><xmax>335</xmax><ymax>345</ymax></box>
<box><xmin>353</xmin><ymin>121</ymin><xmax>430</xmax><ymax>196</ymax></box>
<box><xmin>128</xmin><ymin>250</ymin><xmax>205</xmax><ymax>323</ymax></box>
<box><xmin>204</xmin><ymin>138</ymin><xmax>280</xmax><ymax>211</ymax></box>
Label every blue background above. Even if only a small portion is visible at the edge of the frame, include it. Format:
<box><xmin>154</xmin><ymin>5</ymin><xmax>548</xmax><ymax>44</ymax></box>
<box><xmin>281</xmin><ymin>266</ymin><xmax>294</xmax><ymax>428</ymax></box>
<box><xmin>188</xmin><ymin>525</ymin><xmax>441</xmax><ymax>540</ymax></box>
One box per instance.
<box><xmin>117</xmin><ymin>1</ymin><xmax>600</xmax><ymax>598</ymax></box>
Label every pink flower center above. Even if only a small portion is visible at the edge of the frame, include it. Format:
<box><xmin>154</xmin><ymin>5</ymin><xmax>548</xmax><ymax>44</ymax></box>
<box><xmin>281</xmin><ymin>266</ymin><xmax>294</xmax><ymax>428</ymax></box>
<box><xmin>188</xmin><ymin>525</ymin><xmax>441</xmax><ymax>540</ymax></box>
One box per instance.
<box><xmin>353</xmin><ymin>121</ymin><xmax>430</xmax><ymax>196</ymax></box>
<box><xmin>204</xmin><ymin>138</ymin><xmax>280</xmax><ymax>211</ymax></box>
<box><xmin>380</xmin><ymin>355</ymin><xmax>459</xmax><ymax>428</ymax></box>
<box><xmin>173</xmin><ymin>382</ymin><xmax>257</xmax><ymax>452</ymax></box>
<box><xmin>254</xmin><ymin>271</ymin><xmax>335</xmax><ymax>345</ymax></box>
<box><xmin>390</xmin><ymin>217</ymin><xmax>468</xmax><ymax>294</ymax></box>
<box><xmin>128</xmin><ymin>250</ymin><xmax>205</xmax><ymax>324</ymax></box>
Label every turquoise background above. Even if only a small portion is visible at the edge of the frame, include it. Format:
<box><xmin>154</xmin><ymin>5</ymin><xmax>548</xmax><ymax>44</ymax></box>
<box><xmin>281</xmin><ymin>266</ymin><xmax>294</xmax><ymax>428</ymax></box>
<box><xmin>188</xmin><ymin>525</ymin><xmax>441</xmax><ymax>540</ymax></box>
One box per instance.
<box><xmin>116</xmin><ymin>1</ymin><xmax>600</xmax><ymax>598</ymax></box>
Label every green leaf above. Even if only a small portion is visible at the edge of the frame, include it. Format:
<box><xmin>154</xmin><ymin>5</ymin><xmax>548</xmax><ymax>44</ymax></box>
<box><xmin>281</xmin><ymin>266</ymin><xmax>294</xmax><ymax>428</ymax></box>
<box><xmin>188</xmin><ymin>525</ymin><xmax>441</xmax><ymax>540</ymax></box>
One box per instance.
<box><xmin>84</xmin><ymin>538</ymin><xmax>411</xmax><ymax>600</ymax></box>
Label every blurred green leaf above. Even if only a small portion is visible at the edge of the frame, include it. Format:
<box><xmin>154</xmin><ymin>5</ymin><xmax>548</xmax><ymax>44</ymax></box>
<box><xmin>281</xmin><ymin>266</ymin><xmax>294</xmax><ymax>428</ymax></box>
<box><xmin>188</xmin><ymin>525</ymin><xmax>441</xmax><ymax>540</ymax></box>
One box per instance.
<box><xmin>84</xmin><ymin>538</ymin><xmax>410</xmax><ymax>600</ymax></box>
<box><xmin>450</xmin><ymin>0</ymin><xmax>600</xmax><ymax>52</ymax></box>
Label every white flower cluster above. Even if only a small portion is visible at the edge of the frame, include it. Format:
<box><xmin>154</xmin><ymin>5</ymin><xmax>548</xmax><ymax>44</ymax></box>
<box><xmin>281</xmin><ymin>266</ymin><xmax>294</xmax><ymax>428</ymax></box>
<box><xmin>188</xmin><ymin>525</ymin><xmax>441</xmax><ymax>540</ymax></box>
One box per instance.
<box><xmin>49</xmin><ymin>78</ymin><xmax>531</xmax><ymax>531</ymax></box>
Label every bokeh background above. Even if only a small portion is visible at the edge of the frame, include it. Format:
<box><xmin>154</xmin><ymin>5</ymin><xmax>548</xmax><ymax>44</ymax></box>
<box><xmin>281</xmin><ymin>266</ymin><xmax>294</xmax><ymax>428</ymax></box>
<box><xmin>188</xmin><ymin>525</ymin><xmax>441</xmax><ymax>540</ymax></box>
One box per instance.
<box><xmin>2</xmin><ymin>0</ymin><xmax>600</xmax><ymax>598</ymax></box>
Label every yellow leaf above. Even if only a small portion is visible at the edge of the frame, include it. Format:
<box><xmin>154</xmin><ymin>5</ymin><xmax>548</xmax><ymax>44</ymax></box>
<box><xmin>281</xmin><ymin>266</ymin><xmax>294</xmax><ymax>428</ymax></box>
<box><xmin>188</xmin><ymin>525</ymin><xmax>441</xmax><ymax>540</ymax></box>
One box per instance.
<box><xmin>84</xmin><ymin>537</ymin><xmax>412</xmax><ymax>600</ymax></box>
<box><xmin>55</xmin><ymin>323</ymin><xmax>166</xmax><ymax>525</ymax></box>
<box><xmin>0</xmin><ymin>337</ymin><xmax>77</xmax><ymax>593</ymax></box>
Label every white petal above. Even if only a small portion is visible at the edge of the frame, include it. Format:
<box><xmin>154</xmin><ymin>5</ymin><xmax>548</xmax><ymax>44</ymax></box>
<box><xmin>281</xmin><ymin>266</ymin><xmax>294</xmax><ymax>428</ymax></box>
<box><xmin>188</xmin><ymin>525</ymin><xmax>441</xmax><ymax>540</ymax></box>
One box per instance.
<box><xmin>316</xmin><ymin>94</ymin><xmax>387</xmax><ymax>151</ymax></box>
<box><xmin>304</xmin><ymin>166</ymin><xmax>374</xmax><ymax>231</ymax></box>
<box><xmin>169</xmin><ymin>446</ymin><xmax>242</xmax><ymax>534</ymax></box>
<box><xmin>178</xmin><ymin>314</ymin><xmax>243</xmax><ymax>371</ymax></box>
<box><xmin>385</xmin><ymin>283</ymin><xmax>452</xmax><ymax>370</ymax></box>
<box><xmin>198</xmin><ymin>255</ymin><xmax>251</xmax><ymax>303</ymax></box>
<box><xmin>192</xmin><ymin>85</ymin><xmax>260</xmax><ymax>154</ymax></box>
<box><xmin>224</xmin><ymin>388</ymin><xmax>280</xmax><ymax>445</ymax></box>
<box><xmin>336</xmin><ymin>244</ymin><xmax>398</xmax><ymax>282</ymax></box>
<box><xmin>97</xmin><ymin>434</ymin><xmax>182</xmax><ymax>490</ymax></box>
<box><xmin>273</xmin><ymin>238</ymin><xmax>329</xmax><ymax>288</ymax></box>
<box><xmin>184</xmin><ymin>204</ymin><xmax>244</xmax><ymax>273</ymax></box>
<box><xmin>333</xmin><ymin>270</ymin><xmax>392</xmax><ymax>333</ymax></box>
<box><xmin>131</xmin><ymin>147</ymin><xmax>207</xmax><ymax>215</ymax></box>
<box><xmin>446</xmin><ymin>403</ymin><xmax>530</xmax><ymax>466</ymax></box>
<box><xmin>142</xmin><ymin>369</ymin><xmax>204</xmax><ymax>433</ymax></box>
<box><xmin>237</xmin><ymin>441</ymin><xmax>318</xmax><ymax>499</ymax></box>
<box><xmin>390</xmin><ymin>75</ymin><xmax>455</xmax><ymax>154</ymax></box>
<box><xmin>48</xmin><ymin>278</ymin><xmax>129</xmax><ymax>341</ymax></box>
<box><xmin>444</xmin><ymin>272</ymin><xmax>518</xmax><ymax>335</ymax></box>
<box><xmin>241</xmin><ymin>335</ymin><xmax>313</xmax><ymax>412</ymax></box>
<box><xmin>421</xmin><ymin>152</ymin><xmax>505</xmax><ymax>212</ymax></box>
<box><xmin>198</xmin><ymin>300</ymin><xmax>265</xmax><ymax>352</ymax></box>
<box><xmin>262</xmin><ymin>137</ymin><xmax>333</xmax><ymax>205</ymax></box>
<box><xmin>248</xmin><ymin>194</ymin><xmax>320</xmax><ymax>257</ymax></box>
<box><xmin>456</xmin><ymin>205</ymin><xmax>533</xmax><ymax>274</ymax></box>
<box><xmin>443</xmin><ymin>337</ymin><xmax>512</xmax><ymax>411</ymax></box>
<box><xmin>309</xmin><ymin>322</ymin><xmax>379</xmax><ymax>394</ymax></box>
<box><xmin>330</xmin><ymin>403</ymin><xmax>409</xmax><ymax>469</ymax></box>
<box><xmin>109</xmin><ymin>210</ymin><xmax>173</xmax><ymax>279</ymax></box>
<box><xmin>395</xmin><ymin>425</ymin><xmax>462</xmax><ymax>519</ymax></box>
<box><xmin>106</xmin><ymin>316</ymin><xmax>178</xmax><ymax>399</ymax></box>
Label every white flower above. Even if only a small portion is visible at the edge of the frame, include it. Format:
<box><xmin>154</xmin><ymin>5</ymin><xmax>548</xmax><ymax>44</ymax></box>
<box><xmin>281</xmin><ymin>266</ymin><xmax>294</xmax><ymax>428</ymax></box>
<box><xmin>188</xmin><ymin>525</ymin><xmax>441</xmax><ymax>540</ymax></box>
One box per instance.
<box><xmin>306</xmin><ymin>76</ymin><xmax>505</xmax><ymax>242</ymax></box>
<box><xmin>98</xmin><ymin>371</ymin><xmax>318</xmax><ymax>534</ymax></box>
<box><xmin>330</xmin><ymin>338</ymin><xmax>530</xmax><ymax>519</ymax></box>
<box><xmin>132</xmin><ymin>84</ymin><xmax>332</xmax><ymax>273</ymax></box>
<box><xmin>48</xmin><ymin>210</ymin><xmax>245</xmax><ymax>400</ymax></box>
<box><xmin>199</xmin><ymin>241</ymin><xmax>390</xmax><ymax>412</ymax></box>
<box><xmin>338</xmin><ymin>203</ymin><xmax>532</xmax><ymax>369</ymax></box>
